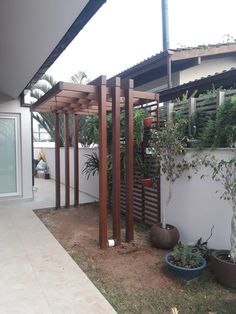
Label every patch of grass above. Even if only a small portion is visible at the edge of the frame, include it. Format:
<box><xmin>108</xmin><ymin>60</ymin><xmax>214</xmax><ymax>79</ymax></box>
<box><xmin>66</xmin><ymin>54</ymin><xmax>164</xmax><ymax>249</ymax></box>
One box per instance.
<box><xmin>71</xmin><ymin>252</ymin><xmax>236</xmax><ymax>314</ymax></box>
<box><xmin>100</xmin><ymin>271</ymin><xmax>236</xmax><ymax>314</ymax></box>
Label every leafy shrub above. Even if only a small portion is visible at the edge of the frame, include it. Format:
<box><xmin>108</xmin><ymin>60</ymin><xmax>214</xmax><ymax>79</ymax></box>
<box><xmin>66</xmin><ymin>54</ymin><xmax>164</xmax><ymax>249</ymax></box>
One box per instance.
<box><xmin>169</xmin><ymin>243</ymin><xmax>203</xmax><ymax>268</ymax></box>
<box><xmin>197</xmin><ymin>96</ymin><xmax>236</xmax><ymax>148</ymax></box>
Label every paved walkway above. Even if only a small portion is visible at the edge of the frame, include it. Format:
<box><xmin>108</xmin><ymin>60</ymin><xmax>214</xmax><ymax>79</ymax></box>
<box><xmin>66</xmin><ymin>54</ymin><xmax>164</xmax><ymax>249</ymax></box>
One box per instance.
<box><xmin>0</xmin><ymin>180</ymin><xmax>116</xmax><ymax>314</ymax></box>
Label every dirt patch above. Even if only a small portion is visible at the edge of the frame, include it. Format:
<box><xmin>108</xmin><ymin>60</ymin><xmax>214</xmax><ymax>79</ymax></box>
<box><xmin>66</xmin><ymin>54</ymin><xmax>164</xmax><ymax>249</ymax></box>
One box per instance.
<box><xmin>35</xmin><ymin>204</ymin><xmax>236</xmax><ymax>314</ymax></box>
<box><xmin>35</xmin><ymin>203</ymin><xmax>175</xmax><ymax>294</ymax></box>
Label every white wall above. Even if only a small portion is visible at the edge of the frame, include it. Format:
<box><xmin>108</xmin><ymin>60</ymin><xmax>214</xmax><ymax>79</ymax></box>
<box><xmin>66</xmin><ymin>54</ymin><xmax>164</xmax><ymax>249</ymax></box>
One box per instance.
<box><xmin>180</xmin><ymin>56</ymin><xmax>236</xmax><ymax>85</ymax></box>
<box><xmin>0</xmin><ymin>93</ymin><xmax>33</xmax><ymax>200</ymax></box>
<box><xmin>161</xmin><ymin>149</ymin><xmax>234</xmax><ymax>250</ymax></box>
<box><xmin>137</xmin><ymin>72</ymin><xmax>180</xmax><ymax>92</ymax></box>
<box><xmin>34</xmin><ymin>145</ymin><xmax>99</xmax><ymax>199</ymax></box>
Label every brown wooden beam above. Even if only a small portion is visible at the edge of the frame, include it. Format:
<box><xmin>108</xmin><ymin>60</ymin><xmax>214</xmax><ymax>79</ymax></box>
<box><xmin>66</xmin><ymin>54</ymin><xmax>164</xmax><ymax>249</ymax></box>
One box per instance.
<box><xmin>98</xmin><ymin>76</ymin><xmax>108</xmax><ymax>249</ymax></box>
<box><xmin>122</xmin><ymin>78</ymin><xmax>134</xmax><ymax>242</ymax></box>
<box><xmin>133</xmin><ymin>90</ymin><xmax>158</xmax><ymax>101</ymax></box>
<box><xmin>74</xmin><ymin>114</ymin><xmax>79</xmax><ymax>207</ymax></box>
<box><xmin>64</xmin><ymin>113</ymin><xmax>70</xmax><ymax>208</ymax></box>
<box><xmin>109</xmin><ymin>77</ymin><xmax>121</xmax><ymax>245</ymax></box>
<box><xmin>55</xmin><ymin>113</ymin><xmax>61</xmax><ymax>209</ymax></box>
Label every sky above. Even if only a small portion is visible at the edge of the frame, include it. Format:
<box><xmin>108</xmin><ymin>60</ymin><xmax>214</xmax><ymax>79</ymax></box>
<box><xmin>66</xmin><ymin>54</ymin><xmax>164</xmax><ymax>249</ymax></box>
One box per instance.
<box><xmin>47</xmin><ymin>0</ymin><xmax>236</xmax><ymax>82</ymax></box>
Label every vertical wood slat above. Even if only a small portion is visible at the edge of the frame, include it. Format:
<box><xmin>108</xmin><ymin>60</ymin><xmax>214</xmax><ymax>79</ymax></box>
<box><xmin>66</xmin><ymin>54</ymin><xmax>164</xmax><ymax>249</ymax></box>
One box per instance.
<box><xmin>55</xmin><ymin>113</ymin><xmax>61</xmax><ymax>209</ymax></box>
<box><xmin>111</xmin><ymin>77</ymin><xmax>121</xmax><ymax>245</ymax></box>
<box><xmin>64</xmin><ymin>113</ymin><xmax>70</xmax><ymax>208</ymax></box>
<box><xmin>74</xmin><ymin>114</ymin><xmax>79</xmax><ymax>207</ymax></box>
<box><xmin>124</xmin><ymin>79</ymin><xmax>134</xmax><ymax>242</ymax></box>
<box><xmin>156</xmin><ymin>102</ymin><xmax>161</xmax><ymax>223</ymax></box>
<box><xmin>98</xmin><ymin>76</ymin><xmax>108</xmax><ymax>249</ymax></box>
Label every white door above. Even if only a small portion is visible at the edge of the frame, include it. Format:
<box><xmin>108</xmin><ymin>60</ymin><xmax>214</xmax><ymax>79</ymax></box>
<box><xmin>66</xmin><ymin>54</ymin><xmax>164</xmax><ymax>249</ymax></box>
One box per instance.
<box><xmin>0</xmin><ymin>115</ymin><xmax>21</xmax><ymax>197</ymax></box>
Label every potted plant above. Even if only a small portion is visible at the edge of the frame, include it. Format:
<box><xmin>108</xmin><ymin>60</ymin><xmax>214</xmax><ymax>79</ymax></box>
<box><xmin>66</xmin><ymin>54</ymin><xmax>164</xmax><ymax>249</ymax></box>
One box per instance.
<box><xmin>144</xmin><ymin>115</ymin><xmax>154</xmax><ymax>128</ymax></box>
<box><xmin>133</xmin><ymin>109</ymin><xmax>147</xmax><ymax>145</ymax></box>
<box><xmin>150</xmin><ymin>117</ymin><xmax>189</xmax><ymax>249</ymax></box>
<box><xmin>140</xmin><ymin>159</ymin><xmax>153</xmax><ymax>187</ymax></box>
<box><xmin>201</xmin><ymin>154</ymin><xmax>236</xmax><ymax>288</ymax></box>
<box><xmin>165</xmin><ymin>243</ymin><xmax>207</xmax><ymax>282</ymax></box>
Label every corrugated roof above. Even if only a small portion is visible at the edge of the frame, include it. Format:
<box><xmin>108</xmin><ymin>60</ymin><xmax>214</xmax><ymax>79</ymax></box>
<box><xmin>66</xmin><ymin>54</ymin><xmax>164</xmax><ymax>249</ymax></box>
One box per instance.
<box><xmin>159</xmin><ymin>67</ymin><xmax>236</xmax><ymax>102</ymax></box>
<box><xmin>113</xmin><ymin>42</ymin><xmax>236</xmax><ymax>79</ymax></box>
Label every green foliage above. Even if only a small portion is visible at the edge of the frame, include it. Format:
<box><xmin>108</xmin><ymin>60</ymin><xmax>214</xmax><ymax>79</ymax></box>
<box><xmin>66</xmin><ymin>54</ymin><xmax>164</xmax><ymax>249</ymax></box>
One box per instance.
<box><xmin>202</xmin><ymin>155</ymin><xmax>236</xmax><ymax>203</ymax></box>
<box><xmin>197</xmin><ymin>96</ymin><xmax>236</xmax><ymax>148</ymax></box>
<box><xmin>197</xmin><ymin>118</ymin><xmax>216</xmax><ymax>149</ymax></box>
<box><xmin>170</xmin><ymin>243</ymin><xmax>202</xmax><ymax>268</ymax></box>
<box><xmin>82</xmin><ymin>116</ymin><xmax>99</xmax><ymax>146</ymax></box>
<box><xmin>69</xmin><ymin>71</ymin><xmax>88</xmax><ymax>84</ymax></box>
<box><xmin>214</xmin><ymin>96</ymin><xmax>236</xmax><ymax>147</ymax></box>
<box><xmin>31</xmin><ymin>72</ymin><xmax>88</xmax><ymax>146</ymax></box>
<box><xmin>200</xmin><ymin>154</ymin><xmax>236</xmax><ymax>262</ymax></box>
<box><xmin>82</xmin><ymin>152</ymin><xmax>99</xmax><ymax>179</ymax></box>
<box><xmin>172</xmin><ymin>111</ymin><xmax>189</xmax><ymax>138</ymax></box>
<box><xmin>175</xmin><ymin>89</ymin><xmax>197</xmax><ymax>102</ymax></box>
<box><xmin>190</xmin><ymin>109</ymin><xmax>213</xmax><ymax>140</ymax></box>
<box><xmin>151</xmin><ymin>118</ymin><xmax>189</xmax><ymax>182</ymax></box>
<box><xmin>133</xmin><ymin>109</ymin><xmax>147</xmax><ymax>144</ymax></box>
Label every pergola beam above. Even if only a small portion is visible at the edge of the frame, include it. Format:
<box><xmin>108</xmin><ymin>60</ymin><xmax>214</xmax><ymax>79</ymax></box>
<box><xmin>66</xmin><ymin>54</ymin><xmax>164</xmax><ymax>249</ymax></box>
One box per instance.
<box><xmin>55</xmin><ymin>112</ymin><xmax>61</xmax><ymax>209</ymax></box>
<box><xmin>74</xmin><ymin>114</ymin><xmax>79</xmax><ymax>207</ymax></box>
<box><xmin>64</xmin><ymin>113</ymin><xmax>70</xmax><ymax>208</ymax></box>
<box><xmin>122</xmin><ymin>78</ymin><xmax>134</xmax><ymax>242</ymax></box>
<box><xmin>109</xmin><ymin>77</ymin><xmax>121</xmax><ymax>245</ymax></box>
<box><xmin>97</xmin><ymin>76</ymin><xmax>108</xmax><ymax>249</ymax></box>
<box><xmin>31</xmin><ymin>77</ymin><xmax>159</xmax><ymax>249</ymax></box>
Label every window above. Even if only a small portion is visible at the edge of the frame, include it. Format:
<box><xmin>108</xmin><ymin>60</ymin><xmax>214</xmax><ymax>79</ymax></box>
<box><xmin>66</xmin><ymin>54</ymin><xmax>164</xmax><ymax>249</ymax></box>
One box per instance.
<box><xmin>0</xmin><ymin>114</ymin><xmax>21</xmax><ymax>197</ymax></box>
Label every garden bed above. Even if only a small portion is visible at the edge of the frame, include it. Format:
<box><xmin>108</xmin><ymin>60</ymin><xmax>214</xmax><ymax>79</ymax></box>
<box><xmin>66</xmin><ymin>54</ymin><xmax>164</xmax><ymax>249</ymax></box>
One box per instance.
<box><xmin>35</xmin><ymin>203</ymin><xmax>236</xmax><ymax>314</ymax></box>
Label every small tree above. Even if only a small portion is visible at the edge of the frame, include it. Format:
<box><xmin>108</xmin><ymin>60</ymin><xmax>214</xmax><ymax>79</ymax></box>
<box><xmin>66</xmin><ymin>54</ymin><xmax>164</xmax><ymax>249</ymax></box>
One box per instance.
<box><xmin>151</xmin><ymin>118</ymin><xmax>190</xmax><ymax>228</ymax></box>
<box><xmin>202</xmin><ymin>154</ymin><xmax>236</xmax><ymax>263</ymax></box>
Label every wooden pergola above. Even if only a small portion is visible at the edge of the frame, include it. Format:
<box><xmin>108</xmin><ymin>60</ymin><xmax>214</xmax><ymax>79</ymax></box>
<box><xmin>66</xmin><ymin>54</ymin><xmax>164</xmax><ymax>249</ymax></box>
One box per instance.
<box><xmin>31</xmin><ymin>75</ymin><xmax>159</xmax><ymax>249</ymax></box>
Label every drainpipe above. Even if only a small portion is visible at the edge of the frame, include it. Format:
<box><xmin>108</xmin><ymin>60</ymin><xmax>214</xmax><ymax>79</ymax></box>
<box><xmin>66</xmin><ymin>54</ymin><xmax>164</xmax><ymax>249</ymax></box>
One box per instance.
<box><xmin>161</xmin><ymin>0</ymin><xmax>170</xmax><ymax>50</ymax></box>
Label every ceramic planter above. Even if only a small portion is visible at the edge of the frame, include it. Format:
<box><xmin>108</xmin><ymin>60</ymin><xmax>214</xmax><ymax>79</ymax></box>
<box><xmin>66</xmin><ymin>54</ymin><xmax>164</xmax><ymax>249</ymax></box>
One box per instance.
<box><xmin>165</xmin><ymin>252</ymin><xmax>207</xmax><ymax>281</ymax></box>
<box><xmin>150</xmin><ymin>223</ymin><xmax>180</xmax><ymax>249</ymax></box>
<box><xmin>211</xmin><ymin>250</ymin><xmax>236</xmax><ymax>288</ymax></box>
<box><xmin>144</xmin><ymin>116</ymin><xmax>153</xmax><ymax>127</ymax></box>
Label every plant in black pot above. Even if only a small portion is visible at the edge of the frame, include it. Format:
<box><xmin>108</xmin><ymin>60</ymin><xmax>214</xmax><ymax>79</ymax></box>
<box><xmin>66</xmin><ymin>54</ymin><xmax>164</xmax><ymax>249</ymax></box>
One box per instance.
<box><xmin>165</xmin><ymin>243</ymin><xmax>207</xmax><ymax>282</ymax></box>
<box><xmin>201</xmin><ymin>153</ymin><xmax>236</xmax><ymax>288</ymax></box>
<box><xmin>150</xmin><ymin>117</ymin><xmax>190</xmax><ymax>249</ymax></box>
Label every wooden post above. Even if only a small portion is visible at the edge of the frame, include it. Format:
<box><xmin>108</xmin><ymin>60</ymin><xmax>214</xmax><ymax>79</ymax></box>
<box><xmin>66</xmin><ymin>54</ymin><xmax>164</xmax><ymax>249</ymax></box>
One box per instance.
<box><xmin>167</xmin><ymin>102</ymin><xmax>174</xmax><ymax>121</ymax></box>
<box><xmin>97</xmin><ymin>76</ymin><xmax>108</xmax><ymax>249</ymax></box>
<box><xmin>123</xmin><ymin>78</ymin><xmax>134</xmax><ymax>242</ymax></box>
<box><xmin>110</xmin><ymin>77</ymin><xmax>121</xmax><ymax>245</ymax></box>
<box><xmin>167</xmin><ymin>53</ymin><xmax>172</xmax><ymax>89</ymax></box>
<box><xmin>55</xmin><ymin>112</ymin><xmax>61</xmax><ymax>209</ymax></box>
<box><xmin>217</xmin><ymin>90</ymin><xmax>225</xmax><ymax>107</ymax></box>
<box><xmin>156</xmin><ymin>98</ymin><xmax>161</xmax><ymax>223</ymax></box>
<box><xmin>64</xmin><ymin>113</ymin><xmax>70</xmax><ymax>208</ymax></box>
<box><xmin>188</xmin><ymin>97</ymin><xmax>196</xmax><ymax>137</ymax></box>
<box><xmin>74</xmin><ymin>114</ymin><xmax>79</xmax><ymax>207</ymax></box>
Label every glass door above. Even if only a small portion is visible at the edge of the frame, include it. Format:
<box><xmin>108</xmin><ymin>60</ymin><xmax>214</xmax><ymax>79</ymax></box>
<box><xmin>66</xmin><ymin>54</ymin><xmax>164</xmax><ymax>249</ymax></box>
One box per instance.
<box><xmin>0</xmin><ymin>115</ymin><xmax>20</xmax><ymax>197</ymax></box>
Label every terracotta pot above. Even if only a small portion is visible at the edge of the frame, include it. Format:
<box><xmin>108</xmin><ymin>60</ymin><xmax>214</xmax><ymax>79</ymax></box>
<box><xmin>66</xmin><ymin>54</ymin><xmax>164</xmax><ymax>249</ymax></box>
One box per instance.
<box><xmin>211</xmin><ymin>250</ymin><xmax>236</xmax><ymax>288</ymax></box>
<box><xmin>142</xmin><ymin>178</ymin><xmax>153</xmax><ymax>187</ymax></box>
<box><xmin>150</xmin><ymin>223</ymin><xmax>180</xmax><ymax>249</ymax></box>
<box><xmin>144</xmin><ymin>116</ymin><xmax>153</xmax><ymax>127</ymax></box>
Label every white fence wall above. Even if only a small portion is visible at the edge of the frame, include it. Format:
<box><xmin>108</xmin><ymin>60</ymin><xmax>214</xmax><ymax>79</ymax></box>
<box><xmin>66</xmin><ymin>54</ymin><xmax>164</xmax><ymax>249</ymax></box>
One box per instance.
<box><xmin>35</xmin><ymin>144</ymin><xmax>233</xmax><ymax>249</ymax></box>
<box><xmin>161</xmin><ymin>149</ymin><xmax>234</xmax><ymax>250</ymax></box>
<box><xmin>34</xmin><ymin>145</ymin><xmax>99</xmax><ymax>199</ymax></box>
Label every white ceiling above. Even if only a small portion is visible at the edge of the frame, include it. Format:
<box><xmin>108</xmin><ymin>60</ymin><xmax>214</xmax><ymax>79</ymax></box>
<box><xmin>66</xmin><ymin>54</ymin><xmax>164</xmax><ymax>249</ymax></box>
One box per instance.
<box><xmin>0</xmin><ymin>0</ymin><xmax>92</xmax><ymax>98</ymax></box>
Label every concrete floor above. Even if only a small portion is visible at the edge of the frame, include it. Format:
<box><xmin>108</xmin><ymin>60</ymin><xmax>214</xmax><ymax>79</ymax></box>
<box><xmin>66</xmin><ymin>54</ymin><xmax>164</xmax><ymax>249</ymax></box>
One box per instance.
<box><xmin>0</xmin><ymin>180</ymin><xmax>116</xmax><ymax>314</ymax></box>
